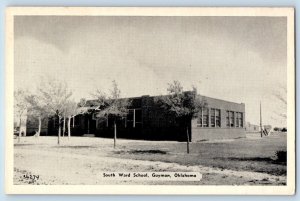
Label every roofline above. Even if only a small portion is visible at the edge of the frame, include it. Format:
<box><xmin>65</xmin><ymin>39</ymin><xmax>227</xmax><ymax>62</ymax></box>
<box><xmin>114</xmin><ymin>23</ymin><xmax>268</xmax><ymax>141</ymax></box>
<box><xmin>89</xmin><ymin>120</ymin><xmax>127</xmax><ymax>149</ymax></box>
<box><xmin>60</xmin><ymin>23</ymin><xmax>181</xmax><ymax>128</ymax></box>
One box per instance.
<box><xmin>86</xmin><ymin>92</ymin><xmax>244</xmax><ymax>106</ymax></box>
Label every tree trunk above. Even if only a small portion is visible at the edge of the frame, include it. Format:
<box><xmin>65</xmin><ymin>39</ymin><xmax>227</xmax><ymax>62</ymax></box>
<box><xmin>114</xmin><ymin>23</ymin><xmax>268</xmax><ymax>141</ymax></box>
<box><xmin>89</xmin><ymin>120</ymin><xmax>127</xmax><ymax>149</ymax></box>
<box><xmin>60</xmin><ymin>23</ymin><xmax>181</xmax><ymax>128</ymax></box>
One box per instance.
<box><xmin>37</xmin><ymin>116</ymin><xmax>41</xmax><ymax>137</ymax></box>
<box><xmin>114</xmin><ymin>120</ymin><xmax>117</xmax><ymax>149</ymax></box>
<box><xmin>186</xmin><ymin>126</ymin><xmax>190</xmax><ymax>154</ymax></box>
<box><xmin>18</xmin><ymin>117</ymin><xmax>22</xmax><ymax>143</ymax></box>
<box><xmin>72</xmin><ymin>116</ymin><xmax>75</xmax><ymax>128</ymax></box>
<box><xmin>58</xmin><ymin>117</ymin><xmax>61</xmax><ymax>145</ymax></box>
<box><xmin>68</xmin><ymin>116</ymin><xmax>71</xmax><ymax>140</ymax></box>
<box><xmin>63</xmin><ymin>116</ymin><xmax>66</xmax><ymax>137</ymax></box>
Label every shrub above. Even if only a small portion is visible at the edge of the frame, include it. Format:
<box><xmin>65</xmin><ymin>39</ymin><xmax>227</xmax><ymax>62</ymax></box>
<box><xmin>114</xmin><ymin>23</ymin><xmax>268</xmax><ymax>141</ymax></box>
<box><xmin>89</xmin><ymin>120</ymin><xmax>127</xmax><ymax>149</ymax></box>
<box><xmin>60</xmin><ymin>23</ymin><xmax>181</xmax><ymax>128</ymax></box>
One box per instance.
<box><xmin>273</xmin><ymin>127</ymin><xmax>280</xmax><ymax>131</ymax></box>
<box><xmin>274</xmin><ymin>150</ymin><xmax>287</xmax><ymax>162</ymax></box>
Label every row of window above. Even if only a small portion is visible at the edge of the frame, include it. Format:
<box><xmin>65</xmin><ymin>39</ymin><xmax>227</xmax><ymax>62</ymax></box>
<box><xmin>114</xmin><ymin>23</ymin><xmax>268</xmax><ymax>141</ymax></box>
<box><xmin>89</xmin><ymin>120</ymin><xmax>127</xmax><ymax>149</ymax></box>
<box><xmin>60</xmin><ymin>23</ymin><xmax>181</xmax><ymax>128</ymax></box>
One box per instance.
<box><xmin>78</xmin><ymin>107</ymin><xmax>243</xmax><ymax>129</ymax></box>
<box><xmin>197</xmin><ymin>108</ymin><xmax>243</xmax><ymax>128</ymax></box>
<box><xmin>98</xmin><ymin>108</ymin><xmax>142</xmax><ymax>128</ymax></box>
<box><xmin>197</xmin><ymin>108</ymin><xmax>221</xmax><ymax>128</ymax></box>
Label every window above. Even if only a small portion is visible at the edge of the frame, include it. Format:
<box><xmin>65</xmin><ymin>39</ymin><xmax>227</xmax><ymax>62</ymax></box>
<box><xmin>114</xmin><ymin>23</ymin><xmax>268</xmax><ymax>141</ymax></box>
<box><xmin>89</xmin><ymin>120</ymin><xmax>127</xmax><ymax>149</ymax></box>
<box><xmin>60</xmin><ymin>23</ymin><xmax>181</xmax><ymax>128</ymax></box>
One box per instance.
<box><xmin>216</xmin><ymin>109</ymin><xmax>221</xmax><ymax>127</ymax></box>
<box><xmin>197</xmin><ymin>108</ymin><xmax>202</xmax><ymax>127</ymax></box>
<box><xmin>135</xmin><ymin>109</ymin><xmax>142</xmax><ymax>128</ymax></box>
<box><xmin>226</xmin><ymin>111</ymin><xmax>230</xmax><ymax>127</ymax></box>
<box><xmin>127</xmin><ymin>109</ymin><xmax>134</xmax><ymax>128</ymax></box>
<box><xmin>210</xmin><ymin>109</ymin><xmax>215</xmax><ymax>127</ymax></box>
<box><xmin>226</xmin><ymin>111</ymin><xmax>235</xmax><ymax>127</ymax></box>
<box><xmin>210</xmin><ymin>108</ymin><xmax>221</xmax><ymax>128</ymax></box>
<box><xmin>230</xmin><ymin>111</ymin><xmax>234</xmax><ymax>127</ymax></box>
<box><xmin>236</xmin><ymin>112</ymin><xmax>243</xmax><ymax>127</ymax></box>
<box><xmin>197</xmin><ymin>107</ymin><xmax>209</xmax><ymax>127</ymax></box>
<box><xmin>203</xmin><ymin>108</ymin><xmax>209</xmax><ymax>127</ymax></box>
<box><xmin>74</xmin><ymin>115</ymin><xmax>80</xmax><ymax>126</ymax></box>
<box><xmin>126</xmin><ymin>109</ymin><xmax>142</xmax><ymax>128</ymax></box>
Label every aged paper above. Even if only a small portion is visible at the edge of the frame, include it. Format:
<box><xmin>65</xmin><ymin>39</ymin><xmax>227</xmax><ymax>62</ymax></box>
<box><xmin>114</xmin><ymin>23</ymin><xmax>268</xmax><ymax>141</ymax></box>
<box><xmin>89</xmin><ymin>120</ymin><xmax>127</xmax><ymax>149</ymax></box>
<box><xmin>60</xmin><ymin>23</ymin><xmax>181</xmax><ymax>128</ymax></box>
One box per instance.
<box><xmin>5</xmin><ymin>7</ymin><xmax>295</xmax><ymax>194</ymax></box>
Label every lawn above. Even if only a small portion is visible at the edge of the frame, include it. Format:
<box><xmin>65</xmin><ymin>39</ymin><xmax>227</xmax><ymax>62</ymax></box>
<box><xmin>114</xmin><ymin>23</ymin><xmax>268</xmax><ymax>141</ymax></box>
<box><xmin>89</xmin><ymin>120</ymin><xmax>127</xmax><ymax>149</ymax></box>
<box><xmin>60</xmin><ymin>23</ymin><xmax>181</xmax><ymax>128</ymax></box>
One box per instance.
<box><xmin>113</xmin><ymin>132</ymin><xmax>287</xmax><ymax>176</ymax></box>
<box><xmin>13</xmin><ymin>132</ymin><xmax>287</xmax><ymax>185</ymax></box>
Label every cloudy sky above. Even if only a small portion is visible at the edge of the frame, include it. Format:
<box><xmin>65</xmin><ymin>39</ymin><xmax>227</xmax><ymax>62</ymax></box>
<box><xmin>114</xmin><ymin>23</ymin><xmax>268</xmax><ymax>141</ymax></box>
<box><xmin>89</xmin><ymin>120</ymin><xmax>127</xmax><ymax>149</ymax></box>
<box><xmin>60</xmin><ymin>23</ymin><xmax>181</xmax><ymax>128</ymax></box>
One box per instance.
<box><xmin>14</xmin><ymin>16</ymin><xmax>287</xmax><ymax>126</ymax></box>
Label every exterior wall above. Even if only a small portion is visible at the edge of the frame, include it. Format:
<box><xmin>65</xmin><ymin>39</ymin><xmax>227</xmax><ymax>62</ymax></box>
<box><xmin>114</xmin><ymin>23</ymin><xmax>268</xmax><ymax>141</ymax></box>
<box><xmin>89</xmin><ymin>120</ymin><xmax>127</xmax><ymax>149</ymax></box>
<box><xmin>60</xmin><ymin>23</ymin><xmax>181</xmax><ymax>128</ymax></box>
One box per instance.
<box><xmin>93</xmin><ymin>96</ymin><xmax>187</xmax><ymax>141</ymax></box>
<box><xmin>33</xmin><ymin>93</ymin><xmax>246</xmax><ymax>141</ymax></box>
<box><xmin>191</xmin><ymin>123</ymin><xmax>245</xmax><ymax>141</ymax></box>
<box><xmin>191</xmin><ymin>95</ymin><xmax>246</xmax><ymax>141</ymax></box>
<box><xmin>246</xmin><ymin>122</ymin><xmax>260</xmax><ymax>132</ymax></box>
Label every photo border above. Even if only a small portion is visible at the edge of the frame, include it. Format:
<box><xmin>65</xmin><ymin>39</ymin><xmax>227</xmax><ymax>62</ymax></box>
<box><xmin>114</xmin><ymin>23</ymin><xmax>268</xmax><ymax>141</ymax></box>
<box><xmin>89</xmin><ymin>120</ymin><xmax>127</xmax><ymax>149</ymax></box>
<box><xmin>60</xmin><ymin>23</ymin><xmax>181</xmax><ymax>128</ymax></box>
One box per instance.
<box><xmin>5</xmin><ymin>7</ymin><xmax>295</xmax><ymax>195</ymax></box>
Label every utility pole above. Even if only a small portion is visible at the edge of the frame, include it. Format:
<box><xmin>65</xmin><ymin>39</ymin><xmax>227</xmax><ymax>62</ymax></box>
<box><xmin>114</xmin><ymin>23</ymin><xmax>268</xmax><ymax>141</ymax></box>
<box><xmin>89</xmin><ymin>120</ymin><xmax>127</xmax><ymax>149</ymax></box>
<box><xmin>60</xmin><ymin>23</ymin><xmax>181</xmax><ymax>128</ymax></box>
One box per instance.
<box><xmin>260</xmin><ymin>101</ymin><xmax>263</xmax><ymax>138</ymax></box>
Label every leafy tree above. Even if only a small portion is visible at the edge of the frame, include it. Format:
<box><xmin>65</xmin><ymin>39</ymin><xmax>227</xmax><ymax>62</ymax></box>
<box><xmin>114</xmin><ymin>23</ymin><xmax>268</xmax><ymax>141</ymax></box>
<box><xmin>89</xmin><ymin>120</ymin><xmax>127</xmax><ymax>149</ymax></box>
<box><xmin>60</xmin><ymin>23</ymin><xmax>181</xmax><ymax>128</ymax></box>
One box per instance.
<box><xmin>155</xmin><ymin>81</ymin><xmax>206</xmax><ymax>154</ymax></box>
<box><xmin>38</xmin><ymin>78</ymin><xmax>72</xmax><ymax>145</ymax></box>
<box><xmin>93</xmin><ymin>80</ymin><xmax>131</xmax><ymax>148</ymax></box>
<box><xmin>14</xmin><ymin>89</ymin><xmax>29</xmax><ymax>142</ymax></box>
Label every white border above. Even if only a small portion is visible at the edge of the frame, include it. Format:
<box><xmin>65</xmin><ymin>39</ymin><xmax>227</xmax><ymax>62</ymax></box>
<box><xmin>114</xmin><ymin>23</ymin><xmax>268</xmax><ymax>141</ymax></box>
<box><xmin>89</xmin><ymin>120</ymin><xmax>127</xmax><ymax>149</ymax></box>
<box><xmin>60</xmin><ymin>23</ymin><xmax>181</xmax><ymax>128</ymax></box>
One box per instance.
<box><xmin>5</xmin><ymin>7</ymin><xmax>295</xmax><ymax>195</ymax></box>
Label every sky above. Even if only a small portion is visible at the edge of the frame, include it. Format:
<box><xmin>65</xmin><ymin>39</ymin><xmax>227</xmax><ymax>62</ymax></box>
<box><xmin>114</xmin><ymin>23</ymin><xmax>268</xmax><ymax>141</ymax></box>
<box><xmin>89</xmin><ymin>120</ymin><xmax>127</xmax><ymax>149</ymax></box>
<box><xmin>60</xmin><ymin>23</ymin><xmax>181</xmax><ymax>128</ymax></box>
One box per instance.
<box><xmin>14</xmin><ymin>16</ymin><xmax>287</xmax><ymax>127</ymax></box>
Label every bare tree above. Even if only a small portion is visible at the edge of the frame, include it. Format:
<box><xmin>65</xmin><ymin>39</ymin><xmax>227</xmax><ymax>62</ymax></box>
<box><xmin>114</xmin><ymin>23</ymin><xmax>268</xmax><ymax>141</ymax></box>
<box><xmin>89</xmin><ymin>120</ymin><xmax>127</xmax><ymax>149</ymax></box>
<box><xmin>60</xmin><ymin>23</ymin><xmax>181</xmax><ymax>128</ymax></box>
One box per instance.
<box><xmin>14</xmin><ymin>89</ymin><xmax>29</xmax><ymax>142</ymax></box>
<box><xmin>271</xmin><ymin>84</ymin><xmax>287</xmax><ymax>128</ymax></box>
<box><xmin>155</xmin><ymin>81</ymin><xmax>206</xmax><ymax>154</ymax></box>
<box><xmin>273</xmin><ymin>85</ymin><xmax>287</xmax><ymax>118</ymax></box>
<box><xmin>93</xmin><ymin>80</ymin><xmax>131</xmax><ymax>148</ymax></box>
<box><xmin>25</xmin><ymin>94</ymin><xmax>48</xmax><ymax>137</ymax></box>
<box><xmin>64</xmin><ymin>99</ymin><xmax>87</xmax><ymax>140</ymax></box>
<box><xmin>38</xmin><ymin>78</ymin><xmax>72</xmax><ymax>145</ymax></box>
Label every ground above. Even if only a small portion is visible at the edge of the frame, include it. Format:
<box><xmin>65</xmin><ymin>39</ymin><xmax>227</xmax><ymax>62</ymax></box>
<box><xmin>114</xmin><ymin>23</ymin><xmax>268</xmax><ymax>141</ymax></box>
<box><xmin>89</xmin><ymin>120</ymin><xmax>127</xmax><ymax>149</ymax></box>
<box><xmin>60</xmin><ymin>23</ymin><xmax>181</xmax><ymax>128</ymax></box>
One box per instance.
<box><xmin>13</xmin><ymin>132</ymin><xmax>286</xmax><ymax>185</ymax></box>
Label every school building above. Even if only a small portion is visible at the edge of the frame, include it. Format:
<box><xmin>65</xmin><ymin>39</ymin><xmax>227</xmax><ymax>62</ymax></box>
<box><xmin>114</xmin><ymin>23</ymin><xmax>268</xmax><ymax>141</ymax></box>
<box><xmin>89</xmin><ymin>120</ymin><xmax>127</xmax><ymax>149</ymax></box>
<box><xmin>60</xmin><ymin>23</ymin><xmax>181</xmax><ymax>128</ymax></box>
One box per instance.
<box><xmin>27</xmin><ymin>92</ymin><xmax>246</xmax><ymax>141</ymax></box>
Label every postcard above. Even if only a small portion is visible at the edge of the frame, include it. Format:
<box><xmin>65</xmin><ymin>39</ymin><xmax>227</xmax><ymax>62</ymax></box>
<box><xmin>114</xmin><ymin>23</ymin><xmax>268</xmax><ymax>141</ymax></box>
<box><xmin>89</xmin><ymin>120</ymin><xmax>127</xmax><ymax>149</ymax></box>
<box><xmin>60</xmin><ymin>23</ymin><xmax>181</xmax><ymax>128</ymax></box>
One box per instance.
<box><xmin>5</xmin><ymin>7</ymin><xmax>295</xmax><ymax>195</ymax></box>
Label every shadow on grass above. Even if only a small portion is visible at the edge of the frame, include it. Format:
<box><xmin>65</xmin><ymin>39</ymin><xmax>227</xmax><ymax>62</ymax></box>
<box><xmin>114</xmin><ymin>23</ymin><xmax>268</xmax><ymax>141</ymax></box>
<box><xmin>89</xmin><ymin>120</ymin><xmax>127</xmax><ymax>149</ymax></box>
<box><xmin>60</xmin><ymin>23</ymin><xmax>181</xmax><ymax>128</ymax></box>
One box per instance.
<box><xmin>217</xmin><ymin>157</ymin><xmax>286</xmax><ymax>165</ymax></box>
<box><xmin>14</xmin><ymin>144</ymin><xmax>36</xmax><ymax>147</ymax></box>
<box><xmin>53</xmin><ymin>146</ymin><xmax>95</xmax><ymax>149</ymax></box>
<box><xmin>115</xmin><ymin>149</ymin><xmax>168</xmax><ymax>155</ymax></box>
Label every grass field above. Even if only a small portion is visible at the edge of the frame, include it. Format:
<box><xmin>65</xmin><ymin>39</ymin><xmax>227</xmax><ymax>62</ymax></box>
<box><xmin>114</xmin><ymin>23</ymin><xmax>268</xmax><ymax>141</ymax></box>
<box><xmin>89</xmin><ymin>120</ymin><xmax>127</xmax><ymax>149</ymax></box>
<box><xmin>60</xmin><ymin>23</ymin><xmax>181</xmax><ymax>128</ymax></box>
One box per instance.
<box><xmin>13</xmin><ymin>132</ymin><xmax>287</xmax><ymax>185</ymax></box>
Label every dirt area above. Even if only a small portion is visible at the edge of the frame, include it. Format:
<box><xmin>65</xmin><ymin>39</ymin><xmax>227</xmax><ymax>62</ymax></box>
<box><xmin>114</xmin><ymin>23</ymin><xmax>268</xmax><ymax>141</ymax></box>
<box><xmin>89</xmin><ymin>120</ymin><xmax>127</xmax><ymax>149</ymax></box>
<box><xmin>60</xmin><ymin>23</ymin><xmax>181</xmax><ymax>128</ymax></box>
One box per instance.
<box><xmin>13</xmin><ymin>133</ymin><xmax>287</xmax><ymax>185</ymax></box>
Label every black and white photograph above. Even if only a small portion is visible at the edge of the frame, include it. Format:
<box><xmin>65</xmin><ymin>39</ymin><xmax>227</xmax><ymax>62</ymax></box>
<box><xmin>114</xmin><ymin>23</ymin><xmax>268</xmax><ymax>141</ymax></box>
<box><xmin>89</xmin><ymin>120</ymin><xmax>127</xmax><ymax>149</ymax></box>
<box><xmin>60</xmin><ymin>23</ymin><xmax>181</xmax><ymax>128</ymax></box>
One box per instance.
<box><xmin>5</xmin><ymin>7</ymin><xmax>295</xmax><ymax>194</ymax></box>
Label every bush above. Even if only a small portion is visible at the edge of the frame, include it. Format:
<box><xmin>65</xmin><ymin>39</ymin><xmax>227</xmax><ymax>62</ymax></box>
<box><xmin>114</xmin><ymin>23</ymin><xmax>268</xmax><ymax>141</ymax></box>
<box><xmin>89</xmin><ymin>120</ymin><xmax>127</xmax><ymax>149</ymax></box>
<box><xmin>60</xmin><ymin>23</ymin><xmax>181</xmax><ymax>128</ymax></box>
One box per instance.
<box><xmin>281</xmin><ymin>127</ymin><xmax>287</xmax><ymax>132</ymax></box>
<box><xmin>274</xmin><ymin>150</ymin><xmax>287</xmax><ymax>162</ymax></box>
<box><xmin>273</xmin><ymin>127</ymin><xmax>280</xmax><ymax>131</ymax></box>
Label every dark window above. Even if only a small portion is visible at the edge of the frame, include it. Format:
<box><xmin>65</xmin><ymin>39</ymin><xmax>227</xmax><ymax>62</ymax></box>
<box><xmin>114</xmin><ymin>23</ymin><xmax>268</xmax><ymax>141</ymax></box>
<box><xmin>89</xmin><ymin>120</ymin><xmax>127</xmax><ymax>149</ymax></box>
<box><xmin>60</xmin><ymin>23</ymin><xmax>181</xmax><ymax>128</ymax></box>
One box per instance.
<box><xmin>236</xmin><ymin>112</ymin><xmax>243</xmax><ymax>127</ymax></box>
<box><xmin>226</xmin><ymin>111</ymin><xmax>235</xmax><ymax>127</ymax></box>
<box><xmin>210</xmin><ymin>108</ymin><xmax>215</xmax><ymax>127</ymax></box>
<box><xmin>127</xmin><ymin>110</ymin><xmax>134</xmax><ymax>121</ymax></box>
<box><xmin>74</xmin><ymin>115</ymin><xmax>80</xmax><ymax>126</ymax></box>
<box><xmin>127</xmin><ymin>109</ymin><xmax>134</xmax><ymax>128</ymax></box>
<box><xmin>135</xmin><ymin>109</ymin><xmax>142</xmax><ymax>123</ymax></box>
<box><xmin>216</xmin><ymin>109</ymin><xmax>221</xmax><ymax>127</ymax></box>
<box><xmin>197</xmin><ymin>108</ymin><xmax>202</xmax><ymax>127</ymax></box>
<box><xmin>135</xmin><ymin>109</ymin><xmax>142</xmax><ymax>128</ymax></box>
<box><xmin>197</xmin><ymin>107</ymin><xmax>210</xmax><ymax>127</ymax></box>
<box><xmin>230</xmin><ymin>111</ymin><xmax>235</xmax><ymax>127</ymax></box>
<box><xmin>203</xmin><ymin>108</ymin><xmax>209</xmax><ymax>127</ymax></box>
<box><xmin>127</xmin><ymin>108</ymin><xmax>142</xmax><ymax>128</ymax></box>
<box><xmin>226</xmin><ymin>111</ymin><xmax>230</xmax><ymax>127</ymax></box>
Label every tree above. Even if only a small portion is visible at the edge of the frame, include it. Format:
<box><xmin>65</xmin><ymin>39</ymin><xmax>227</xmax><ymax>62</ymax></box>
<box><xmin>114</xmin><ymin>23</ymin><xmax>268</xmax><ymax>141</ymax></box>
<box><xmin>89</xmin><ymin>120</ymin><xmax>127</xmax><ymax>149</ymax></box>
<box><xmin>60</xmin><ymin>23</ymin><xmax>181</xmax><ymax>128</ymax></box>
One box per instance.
<box><xmin>93</xmin><ymin>80</ymin><xmax>131</xmax><ymax>148</ymax></box>
<box><xmin>38</xmin><ymin>78</ymin><xmax>72</xmax><ymax>145</ymax></box>
<box><xmin>14</xmin><ymin>89</ymin><xmax>29</xmax><ymax>142</ymax></box>
<box><xmin>64</xmin><ymin>99</ymin><xmax>87</xmax><ymax>140</ymax></box>
<box><xmin>155</xmin><ymin>81</ymin><xmax>206</xmax><ymax>154</ymax></box>
<box><xmin>25</xmin><ymin>94</ymin><xmax>48</xmax><ymax>137</ymax></box>
<box><xmin>272</xmin><ymin>85</ymin><xmax>287</xmax><ymax>124</ymax></box>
